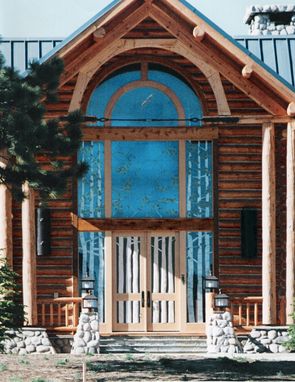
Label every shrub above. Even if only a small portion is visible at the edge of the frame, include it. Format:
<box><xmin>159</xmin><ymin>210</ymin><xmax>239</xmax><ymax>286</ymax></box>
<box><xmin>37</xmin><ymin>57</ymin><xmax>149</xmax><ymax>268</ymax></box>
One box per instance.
<box><xmin>0</xmin><ymin>259</ymin><xmax>25</xmax><ymax>351</ymax></box>
<box><xmin>286</xmin><ymin>300</ymin><xmax>295</xmax><ymax>351</ymax></box>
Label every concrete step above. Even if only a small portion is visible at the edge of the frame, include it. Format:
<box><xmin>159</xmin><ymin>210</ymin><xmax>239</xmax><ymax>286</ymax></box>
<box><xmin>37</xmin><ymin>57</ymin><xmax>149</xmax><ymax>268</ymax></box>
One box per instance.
<box><xmin>99</xmin><ymin>335</ymin><xmax>207</xmax><ymax>354</ymax></box>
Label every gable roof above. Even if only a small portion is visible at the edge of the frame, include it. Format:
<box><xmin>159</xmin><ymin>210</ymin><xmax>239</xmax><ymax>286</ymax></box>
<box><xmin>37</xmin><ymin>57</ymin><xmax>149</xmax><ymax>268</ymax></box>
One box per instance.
<box><xmin>1</xmin><ymin>0</ymin><xmax>295</xmax><ymax>116</ymax></box>
<box><xmin>37</xmin><ymin>0</ymin><xmax>294</xmax><ymax>90</ymax></box>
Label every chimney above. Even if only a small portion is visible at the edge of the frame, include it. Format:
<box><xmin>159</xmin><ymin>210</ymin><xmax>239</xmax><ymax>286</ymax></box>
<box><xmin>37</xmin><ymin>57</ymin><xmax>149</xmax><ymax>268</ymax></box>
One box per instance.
<box><xmin>244</xmin><ymin>5</ymin><xmax>295</xmax><ymax>35</ymax></box>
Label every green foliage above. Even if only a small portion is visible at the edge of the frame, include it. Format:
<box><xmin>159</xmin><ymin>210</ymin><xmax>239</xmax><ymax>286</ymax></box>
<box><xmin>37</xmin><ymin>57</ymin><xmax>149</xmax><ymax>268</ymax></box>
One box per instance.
<box><xmin>0</xmin><ymin>362</ymin><xmax>7</xmax><ymax>371</ymax></box>
<box><xmin>286</xmin><ymin>302</ymin><xmax>295</xmax><ymax>351</ymax></box>
<box><xmin>0</xmin><ymin>259</ymin><xmax>25</xmax><ymax>352</ymax></box>
<box><xmin>18</xmin><ymin>358</ymin><xmax>30</xmax><ymax>365</ymax></box>
<box><xmin>9</xmin><ymin>377</ymin><xmax>24</xmax><ymax>382</ymax></box>
<box><xmin>0</xmin><ymin>53</ymin><xmax>87</xmax><ymax>201</ymax></box>
<box><xmin>56</xmin><ymin>358</ymin><xmax>69</xmax><ymax>367</ymax></box>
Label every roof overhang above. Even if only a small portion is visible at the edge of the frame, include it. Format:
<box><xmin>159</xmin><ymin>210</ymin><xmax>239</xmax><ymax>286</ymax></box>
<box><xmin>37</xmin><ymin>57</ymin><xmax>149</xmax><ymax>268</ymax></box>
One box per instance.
<box><xmin>41</xmin><ymin>0</ymin><xmax>295</xmax><ymax>117</ymax></box>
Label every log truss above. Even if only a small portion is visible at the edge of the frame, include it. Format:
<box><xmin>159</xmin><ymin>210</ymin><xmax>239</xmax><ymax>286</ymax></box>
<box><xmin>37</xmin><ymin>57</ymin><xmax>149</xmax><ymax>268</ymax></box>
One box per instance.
<box><xmin>54</xmin><ymin>0</ymin><xmax>295</xmax><ymax>116</ymax></box>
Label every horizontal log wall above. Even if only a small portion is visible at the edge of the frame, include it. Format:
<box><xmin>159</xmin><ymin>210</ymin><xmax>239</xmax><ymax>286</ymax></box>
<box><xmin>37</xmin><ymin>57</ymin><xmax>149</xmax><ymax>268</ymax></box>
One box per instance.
<box><xmin>13</xmin><ymin>79</ymin><xmax>77</xmax><ymax>299</ymax></box>
<box><xmin>217</xmin><ymin>124</ymin><xmax>286</xmax><ymax>300</ymax></box>
<box><xmin>217</xmin><ymin>125</ymin><xmax>263</xmax><ymax>296</ymax></box>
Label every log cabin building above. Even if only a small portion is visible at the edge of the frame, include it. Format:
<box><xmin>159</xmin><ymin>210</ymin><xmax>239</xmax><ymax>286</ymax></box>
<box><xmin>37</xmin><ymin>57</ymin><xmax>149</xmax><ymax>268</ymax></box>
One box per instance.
<box><xmin>1</xmin><ymin>0</ymin><xmax>295</xmax><ymax>338</ymax></box>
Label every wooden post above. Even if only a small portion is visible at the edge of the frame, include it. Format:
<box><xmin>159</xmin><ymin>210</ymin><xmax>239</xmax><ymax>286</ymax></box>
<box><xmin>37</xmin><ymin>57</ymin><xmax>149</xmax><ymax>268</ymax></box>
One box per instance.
<box><xmin>22</xmin><ymin>181</ymin><xmax>38</xmax><ymax>326</ymax></box>
<box><xmin>262</xmin><ymin>122</ymin><xmax>277</xmax><ymax>325</ymax></box>
<box><xmin>0</xmin><ymin>150</ymin><xmax>13</xmax><ymax>266</ymax></box>
<box><xmin>286</xmin><ymin>120</ymin><xmax>295</xmax><ymax>324</ymax></box>
<box><xmin>205</xmin><ymin>291</ymin><xmax>214</xmax><ymax>327</ymax></box>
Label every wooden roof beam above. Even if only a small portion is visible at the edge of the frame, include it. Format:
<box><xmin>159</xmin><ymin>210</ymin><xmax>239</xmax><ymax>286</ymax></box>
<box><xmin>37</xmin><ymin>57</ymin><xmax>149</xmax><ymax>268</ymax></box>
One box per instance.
<box><xmin>149</xmin><ymin>4</ymin><xmax>287</xmax><ymax>115</ymax></box>
<box><xmin>61</xmin><ymin>2</ymin><xmax>150</xmax><ymax>85</ymax></box>
<box><xmin>165</xmin><ymin>0</ymin><xmax>295</xmax><ymax>105</ymax></box>
<box><xmin>78</xmin><ymin>37</ymin><xmax>231</xmax><ymax>116</ymax></box>
<box><xmin>59</xmin><ymin>0</ymin><xmax>139</xmax><ymax>59</ymax></box>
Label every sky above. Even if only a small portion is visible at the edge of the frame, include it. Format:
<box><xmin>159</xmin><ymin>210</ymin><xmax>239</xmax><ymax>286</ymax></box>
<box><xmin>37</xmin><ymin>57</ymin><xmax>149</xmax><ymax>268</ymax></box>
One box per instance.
<box><xmin>0</xmin><ymin>0</ymin><xmax>295</xmax><ymax>38</ymax></box>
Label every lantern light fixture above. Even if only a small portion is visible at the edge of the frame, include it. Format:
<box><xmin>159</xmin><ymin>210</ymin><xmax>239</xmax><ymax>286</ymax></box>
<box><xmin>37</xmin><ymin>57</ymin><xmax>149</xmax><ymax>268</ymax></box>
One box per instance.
<box><xmin>82</xmin><ymin>293</ymin><xmax>98</xmax><ymax>311</ymax></box>
<box><xmin>81</xmin><ymin>274</ymin><xmax>95</xmax><ymax>293</ymax></box>
<box><xmin>205</xmin><ymin>271</ymin><xmax>219</xmax><ymax>291</ymax></box>
<box><xmin>214</xmin><ymin>289</ymin><xmax>230</xmax><ymax>309</ymax></box>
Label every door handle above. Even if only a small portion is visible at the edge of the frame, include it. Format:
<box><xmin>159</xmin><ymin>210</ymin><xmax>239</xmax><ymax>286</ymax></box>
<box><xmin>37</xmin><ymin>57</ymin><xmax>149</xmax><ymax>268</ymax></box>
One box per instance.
<box><xmin>147</xmin><ymin>291</ymin><xmax>151</xmax><ymax>308</ymax></box>
<box><xmin>141</xmin><ymin>291</ymin><xmax>145</xmax><ymax>308</ymax></box>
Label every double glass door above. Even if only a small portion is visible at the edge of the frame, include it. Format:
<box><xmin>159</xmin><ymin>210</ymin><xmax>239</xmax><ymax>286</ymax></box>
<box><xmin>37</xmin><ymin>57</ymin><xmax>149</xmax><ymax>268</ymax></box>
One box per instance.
<box><xmin>112</xmin><ymin>232</ymin><xmax>179</xmax><ymax>332</ymax></box>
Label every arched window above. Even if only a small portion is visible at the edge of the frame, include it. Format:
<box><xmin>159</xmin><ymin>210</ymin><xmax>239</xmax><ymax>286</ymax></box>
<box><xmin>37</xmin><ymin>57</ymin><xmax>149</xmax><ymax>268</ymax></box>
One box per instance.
<box><xmin>87</xmin><ymin>63</ymin><xmax>202</xmax><ymax>127</ymax></box>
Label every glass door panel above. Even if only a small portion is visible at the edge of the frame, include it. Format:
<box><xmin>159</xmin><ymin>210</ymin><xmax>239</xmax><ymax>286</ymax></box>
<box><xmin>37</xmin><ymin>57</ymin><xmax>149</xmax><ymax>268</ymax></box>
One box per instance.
<box><xmin>112</xmin><ymin>235</ymin><xmax>146</xmax><ymax>331</ymax></box>
<box><xmin>147</xmin><ymin>234</ymin><xmax>179</xmax><ymax>331</ymax></box>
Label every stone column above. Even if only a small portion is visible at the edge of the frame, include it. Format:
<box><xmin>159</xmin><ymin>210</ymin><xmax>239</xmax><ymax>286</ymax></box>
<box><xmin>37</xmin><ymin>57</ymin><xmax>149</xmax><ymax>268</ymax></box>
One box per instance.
<box><xmin>71</xmin><ymin>312</ymin><xmax>100</xmax><ymax>355</ymax></box>
<box><xmin>207</xmin><ymin>311</ymin><xmax>242</xmax><ymax>354</ymax></box>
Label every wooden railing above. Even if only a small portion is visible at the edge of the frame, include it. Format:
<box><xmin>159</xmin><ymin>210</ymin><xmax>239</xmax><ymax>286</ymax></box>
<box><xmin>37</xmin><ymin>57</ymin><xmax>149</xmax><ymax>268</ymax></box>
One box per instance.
<box><xmin>37</xmin><ymin>297</ymin><xmax>83</xmax><ymax>332</ymax></box>
<box><xmin>230</xmin><ymin>296</ymin><xmax>286</xmax><ymax>328</ymax></box>
<box><xmin>230</xmin><ymin>296</ymin><xmax>262</xmax><ymax>327</ymax></box>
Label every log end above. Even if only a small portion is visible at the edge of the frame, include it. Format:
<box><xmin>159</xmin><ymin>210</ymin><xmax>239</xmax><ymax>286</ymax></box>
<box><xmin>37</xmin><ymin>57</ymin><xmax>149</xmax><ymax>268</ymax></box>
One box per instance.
<box><xmin>193</xmin><ymin>26</ymin><xmax>205</xmax><ymax>42</ymax></box>
<box><xmin>287</xmin><ymin>102</ymin><xmax>295</xmax><ymax>117</ymax></box>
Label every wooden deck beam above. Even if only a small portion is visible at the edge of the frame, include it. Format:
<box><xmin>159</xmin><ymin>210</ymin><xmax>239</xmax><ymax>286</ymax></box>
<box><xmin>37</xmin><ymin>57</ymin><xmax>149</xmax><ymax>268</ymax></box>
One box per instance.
<box><xmin>81</xmin><ymin>127</ymin><xmax>219</xmax><ymax>141</ymax></box>
<box><xmin>71</xmin><ymin>214</ymin><xmax>214</xmax><ymax>232</ymax></box>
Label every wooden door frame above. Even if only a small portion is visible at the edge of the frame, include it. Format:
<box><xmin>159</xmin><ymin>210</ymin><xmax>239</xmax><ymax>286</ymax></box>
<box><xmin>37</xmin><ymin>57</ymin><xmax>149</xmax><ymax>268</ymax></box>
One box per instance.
<box><xmin>101</xmin><ymin>230</ymin><xmax>207</xmax><ymax>334</ymax></box>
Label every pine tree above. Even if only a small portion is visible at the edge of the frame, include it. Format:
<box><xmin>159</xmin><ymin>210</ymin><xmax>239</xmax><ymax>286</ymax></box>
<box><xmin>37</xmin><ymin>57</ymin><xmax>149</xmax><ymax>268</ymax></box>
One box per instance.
<box><xmin>0</xmin><ymin>259</ymin><xmax>25</xmax><ymax>352</ymax></box>
<box><xmin>0</xmin><ymin>53</ymin><xmax>87</xmax><ymax>201</ymax></box>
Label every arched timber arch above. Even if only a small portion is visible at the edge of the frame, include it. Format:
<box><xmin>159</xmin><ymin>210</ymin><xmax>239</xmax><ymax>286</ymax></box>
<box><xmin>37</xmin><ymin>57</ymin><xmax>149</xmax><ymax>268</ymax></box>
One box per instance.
<box><xmin>82</xmin><ymin>57</ymin><xmax>209</xmax><ymax>115</ymax></box>
<box><xmin>69</xmin><ymin>38</ymin><xmax>230</xmax><ymax>115</ymax></box>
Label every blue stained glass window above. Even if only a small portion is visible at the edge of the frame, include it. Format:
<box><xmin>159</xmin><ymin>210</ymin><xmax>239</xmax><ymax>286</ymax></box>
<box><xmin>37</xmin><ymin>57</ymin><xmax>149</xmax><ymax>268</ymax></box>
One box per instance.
<box><xmin>186</xmin><ymin>141</ymin><xmax>213</xmax><ymax>218</ymax></box>
<box><xmin>186</xmin><ymin>232</ymin><xmax>213</xmax><ymax>323</ymax></box>
<box><xmin>78</xmin><ymin>141</ymin><xmax>104</xmax><ymax>218</ymax></box>
<box><xmin>148</xmin><ymin>65</ymin><xmax>202</xmax><ymax>126</ymax></box>
<box><xmin>87</xmin><ymin>65</ymin><xmax>141</xmax><ymax>126</ymax></box>
<box><xmin>86</xmin><ymin>64</ymin><xmax>203</xmax><ymax>127</ymax></box>
<box><xmin>112</xmin><ymin>141</ymin><xmax>179</xmax><ymax>218</ymax></box>
<box><xmin>111</xmin><ymin>87</ymin><xmax>179</xmax><ymax>127</ymax></box>
<box><xmin>79</xmin><ymin>232</ymin><xmax>105</xmax><ymax>322</ymax></box>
